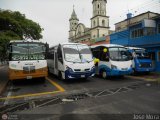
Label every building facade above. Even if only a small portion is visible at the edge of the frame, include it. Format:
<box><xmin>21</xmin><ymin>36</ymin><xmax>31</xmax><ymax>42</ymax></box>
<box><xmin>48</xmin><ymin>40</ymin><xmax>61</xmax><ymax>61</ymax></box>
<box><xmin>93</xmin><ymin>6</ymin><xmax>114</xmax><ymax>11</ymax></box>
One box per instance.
<box><xmin>110</xmin><ymin>11</ymin><xmax>160</xmax><ymax>71</ymax></box>
<box><xmin>69</xmin><ymin>0</ymin><xmax>111</xmax><ymax>45</ymax></box>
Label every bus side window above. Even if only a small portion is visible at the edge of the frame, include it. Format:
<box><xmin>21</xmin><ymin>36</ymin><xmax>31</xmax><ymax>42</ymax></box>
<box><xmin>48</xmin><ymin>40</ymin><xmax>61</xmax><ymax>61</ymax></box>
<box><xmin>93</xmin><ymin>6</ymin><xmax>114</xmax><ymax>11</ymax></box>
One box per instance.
<box><xmin>48</xmin><ymin>50</ymin><xmax>54</xmax><ymax>60</ymax></box>
<box><xmin>50</xmin><ymin>51</ymin><xmax>54</xmax><ymax>60</ymax></box>
<box><xmin>101</xmin><ymin>51</ymin><xmax>109</xmax><ymax>62</ymax></box>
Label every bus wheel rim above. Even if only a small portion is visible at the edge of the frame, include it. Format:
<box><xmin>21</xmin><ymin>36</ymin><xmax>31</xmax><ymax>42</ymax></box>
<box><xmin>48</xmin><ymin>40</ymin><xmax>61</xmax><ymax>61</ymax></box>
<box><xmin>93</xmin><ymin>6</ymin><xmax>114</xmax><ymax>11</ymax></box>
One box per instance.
<box><xmin>102</xmin><ymin>71</ymin><xmax>107</xmax><ymax>78</ymax></box>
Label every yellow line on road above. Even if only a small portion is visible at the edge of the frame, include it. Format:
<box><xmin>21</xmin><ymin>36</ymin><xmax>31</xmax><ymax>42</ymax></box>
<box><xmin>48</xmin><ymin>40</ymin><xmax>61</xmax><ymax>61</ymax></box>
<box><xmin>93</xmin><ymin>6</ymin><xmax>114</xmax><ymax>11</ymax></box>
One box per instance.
<box><xmin>0</xmin><ymin>91</ymin><xmax>62</xmax><ymax>100</ymax></box>
<box><xmin>0</xmin><ymin>77</ymin><xmax>65</xmax><ymax>101</ymax></box>
<box><xmin>46</xmin><ymin>77</ymin><xmax>65</xmax><ymax>92</ymax></box>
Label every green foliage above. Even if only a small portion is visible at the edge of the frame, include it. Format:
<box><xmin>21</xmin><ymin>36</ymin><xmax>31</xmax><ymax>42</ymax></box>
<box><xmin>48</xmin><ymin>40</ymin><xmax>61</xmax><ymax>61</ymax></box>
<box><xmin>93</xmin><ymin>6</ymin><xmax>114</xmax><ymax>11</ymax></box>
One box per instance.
<box><xmin>0</xmin><ymin>9</ymin><xmax>43</xmax><ymax>59</ymax></box>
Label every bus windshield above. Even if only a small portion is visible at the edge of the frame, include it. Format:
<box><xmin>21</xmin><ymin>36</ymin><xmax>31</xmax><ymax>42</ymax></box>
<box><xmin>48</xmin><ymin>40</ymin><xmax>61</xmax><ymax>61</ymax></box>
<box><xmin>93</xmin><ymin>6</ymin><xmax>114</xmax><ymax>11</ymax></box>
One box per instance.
<box><xmin>109</xmin><ymin>47</ymin><xmax>131</xmax><ymax>61</ymax></box>
<box><xmin>63</xmin><ymin>44</ymin><xmax>93</xmax><ymax>63</ymax></box>
<box><xmin>10</xmin><ymin>43</ymin><xmax>46</xmax><ymax>61</ymax></box>
<box><xmin>135</xmin><ymin>50</ymin><xmax>150</xmax><ymax>59</ymax></box>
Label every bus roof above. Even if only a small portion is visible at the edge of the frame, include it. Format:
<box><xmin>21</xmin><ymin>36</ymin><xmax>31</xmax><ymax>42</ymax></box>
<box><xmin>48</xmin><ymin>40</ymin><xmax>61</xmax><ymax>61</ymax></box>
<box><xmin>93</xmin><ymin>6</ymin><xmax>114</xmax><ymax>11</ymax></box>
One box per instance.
<box><xmin>90</xmin><ymin>44</ymin><xmax>124</xmax><ymax>48</ymax></box>
<box><xmin>9</xmin><ymin>39</ymin><xmax>45</xmax><ymax>43</ymax></box>
<box><xmin>50</xmin><ymin>42</ymin><xmax>88</xmax><ymax>48</ymax></box>
<box><xmin>126</xmin><ymin>47</ymin><xmax>145</xmax><ymax>50</ymax></box>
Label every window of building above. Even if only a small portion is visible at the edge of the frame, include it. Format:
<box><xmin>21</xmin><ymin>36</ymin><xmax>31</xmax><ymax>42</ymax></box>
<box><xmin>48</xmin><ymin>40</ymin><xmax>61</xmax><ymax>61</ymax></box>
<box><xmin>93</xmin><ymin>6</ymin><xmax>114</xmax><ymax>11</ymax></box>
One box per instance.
<box><xmin>135</xmin><ymin>30</ymin><xmax>138</xmax><ymax>38</ymax></box>
<box><xmin>146</xmin><ymin>27</ymin><xmax>155</xmax><ymax>36</ymax></box>
<box><xmin>131</xmin><ymin>28</ymin><xmax>144</xmax><ymax>39</ymax></box>
<box><xmin>93</xmin><ymin>20</ymin><xmax>96</xmax><ymax>27</ymax></box>
<box><xmin>102</xmin><ymin>20</ymin><xmax>105</xmax><ymax>26</ymax></box>
<box><xmin>98</xmin><ymin>4</ymin><xmax>99</xmax><ymax>9</ymax></box>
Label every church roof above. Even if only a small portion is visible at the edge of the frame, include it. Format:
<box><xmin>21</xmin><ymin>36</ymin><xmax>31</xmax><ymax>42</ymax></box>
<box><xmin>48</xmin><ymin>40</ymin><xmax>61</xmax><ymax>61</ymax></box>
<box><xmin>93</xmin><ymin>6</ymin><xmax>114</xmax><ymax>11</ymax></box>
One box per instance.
<box><xmin>70</xmin><ymin>8</ymin><xmax>79</xmax><ymax>21</ymax></box>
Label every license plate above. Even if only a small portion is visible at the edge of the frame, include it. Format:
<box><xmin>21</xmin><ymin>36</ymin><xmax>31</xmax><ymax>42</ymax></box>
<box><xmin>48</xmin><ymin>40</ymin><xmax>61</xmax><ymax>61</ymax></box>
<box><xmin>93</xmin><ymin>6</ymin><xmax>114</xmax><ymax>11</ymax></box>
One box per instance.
<box><xmin>81</xmin><ymin>75</ymin><xmax>85</xmax><ymax>78</ymax></box>
<box><xmin>27</xmin><ymin>76</ymin><xmax>32</xmax><ymax>79</ymax></box>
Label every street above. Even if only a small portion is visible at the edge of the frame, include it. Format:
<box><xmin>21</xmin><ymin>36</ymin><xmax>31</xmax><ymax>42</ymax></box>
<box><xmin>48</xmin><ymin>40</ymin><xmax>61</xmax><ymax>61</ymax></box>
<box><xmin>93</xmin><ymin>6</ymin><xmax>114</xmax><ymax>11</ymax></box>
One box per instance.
<box><xmin>0</xmin><ymin>65</ymin><xmax>160</xmax><ymax>120</ymax></box>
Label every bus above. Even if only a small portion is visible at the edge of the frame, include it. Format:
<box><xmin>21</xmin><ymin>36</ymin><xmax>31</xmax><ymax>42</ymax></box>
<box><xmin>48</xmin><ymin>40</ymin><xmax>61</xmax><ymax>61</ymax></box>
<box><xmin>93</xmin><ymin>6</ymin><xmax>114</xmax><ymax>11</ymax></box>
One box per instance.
<box><xmin>8</xmin><ymin>40</ymin><xmax>48</xmax><ymax>81</ymax></box>
<box><xmin>91</xmin><ymin>44</ymin><xmax>133</xmax><ymax>78</ymax></box>
<box><xmin>47</xmin><ymin>43</ymin><xmax>95</xmax><ymax>80</ymax></box>
<box><xmin>126</xmin><ymin>47</ymin><xmax>154</xmax><ymax>74</ymax></box>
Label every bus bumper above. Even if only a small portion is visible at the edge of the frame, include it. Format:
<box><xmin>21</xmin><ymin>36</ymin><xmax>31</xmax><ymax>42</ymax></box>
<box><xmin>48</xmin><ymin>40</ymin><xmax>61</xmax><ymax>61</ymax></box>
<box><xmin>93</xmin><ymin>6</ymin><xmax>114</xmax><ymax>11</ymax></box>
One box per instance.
<box><xmin>135</xmin><ymin>67</ymin><xmax>154</xmax><ymax>72</ymax></box>
<box><xmin>107</xmin><ymin>68</ymin><xmax>133</xmax><ymax>76</ymax></box>
<box><xmin>9</xmin><ymin>67</ymin><xmax>48</xmax><ymax>81</ymax></box>
<box><xmin>65</xmin><ymin>68</ymin><xmax>95</xmax><ymax>79</ymax></box>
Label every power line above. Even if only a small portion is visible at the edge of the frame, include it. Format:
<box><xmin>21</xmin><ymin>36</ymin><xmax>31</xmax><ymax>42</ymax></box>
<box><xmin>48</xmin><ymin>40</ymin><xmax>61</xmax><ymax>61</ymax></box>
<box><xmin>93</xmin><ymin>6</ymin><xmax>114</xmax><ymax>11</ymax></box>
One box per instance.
<box><xmin>110</xmin><ymin>0</ymin><xmax>160</xmax><ymax>22</ymax></box>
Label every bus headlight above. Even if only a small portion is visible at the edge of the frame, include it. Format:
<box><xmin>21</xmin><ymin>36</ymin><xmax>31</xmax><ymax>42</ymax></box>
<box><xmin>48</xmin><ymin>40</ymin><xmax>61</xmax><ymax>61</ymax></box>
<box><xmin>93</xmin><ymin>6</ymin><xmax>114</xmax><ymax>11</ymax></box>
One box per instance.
<box><xmin>66</xmin><ymin>66</ymin><xmax>73</xmax><ymax>72</ymax></box>
<box><xmin>139</xmin><ymin>64</ymin><xmax>141</xmax><ymax>67</ymax></box>
<box><xmin>91</xmin><ymin>66</ymin><xmax>95</xmax><ymax>71</ymax></box>
<box><xmin>111</xmin><ymin>65</ymin><xmax>117</xmax><ymax>69</ymax></box>
<box><xmin>91</xmin><ymin>66</ymin><xmax>95</xmax><ymax>70</ymax></box>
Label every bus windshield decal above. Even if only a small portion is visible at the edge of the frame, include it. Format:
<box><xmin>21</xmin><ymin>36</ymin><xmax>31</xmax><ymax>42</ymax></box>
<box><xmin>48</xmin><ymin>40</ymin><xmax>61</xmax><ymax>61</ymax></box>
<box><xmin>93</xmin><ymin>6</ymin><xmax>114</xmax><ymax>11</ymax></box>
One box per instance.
<box><xmin>9</xmin><ymin>43</ymin><xmax>46</xmax><ymax>61</ymax></box>
<box><xmin>63</xmin><ymin>44</ymin><xmax>93</xmax><ymax>63</ymax></box>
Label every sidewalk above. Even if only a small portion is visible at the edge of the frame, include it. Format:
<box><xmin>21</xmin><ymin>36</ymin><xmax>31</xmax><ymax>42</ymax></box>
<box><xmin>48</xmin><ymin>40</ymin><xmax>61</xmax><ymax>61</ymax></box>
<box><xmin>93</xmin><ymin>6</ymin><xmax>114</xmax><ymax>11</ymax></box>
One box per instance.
<box><xmin>126</xmin><ymin>72</ymin><xmax>160</xmax><ymax>82</ymax></box>
<box><xmin>0</xmin><ymin>65</ymin><xmax>9</xmax><ymax>95</ymax></box>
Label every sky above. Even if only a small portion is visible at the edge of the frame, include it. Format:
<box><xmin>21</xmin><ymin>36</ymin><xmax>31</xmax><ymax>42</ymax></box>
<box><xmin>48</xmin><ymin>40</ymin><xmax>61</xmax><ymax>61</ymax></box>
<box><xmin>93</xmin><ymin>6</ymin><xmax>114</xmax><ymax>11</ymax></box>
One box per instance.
<box><xmin>0</xmin><ymin>0</ymin><xmax>160</xmax><ymax>46</ymax></box>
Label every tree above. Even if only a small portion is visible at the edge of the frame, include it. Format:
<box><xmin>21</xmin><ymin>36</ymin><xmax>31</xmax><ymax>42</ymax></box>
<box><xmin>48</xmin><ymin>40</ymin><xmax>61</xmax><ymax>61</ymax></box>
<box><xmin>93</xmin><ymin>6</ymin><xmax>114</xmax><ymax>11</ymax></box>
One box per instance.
<box><xmin>0</xmin><ymin>9</ymin><xmax>44</xmax><ymax>60</ymax></box>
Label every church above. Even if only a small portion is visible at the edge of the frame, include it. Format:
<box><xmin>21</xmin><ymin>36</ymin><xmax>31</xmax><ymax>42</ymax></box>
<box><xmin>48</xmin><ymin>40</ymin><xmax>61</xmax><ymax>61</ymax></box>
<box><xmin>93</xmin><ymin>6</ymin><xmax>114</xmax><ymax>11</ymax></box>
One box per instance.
<box><xmin>69</xmin><ymin>0</ymin><xmax>112</xmax><ymax>45</ymax></box>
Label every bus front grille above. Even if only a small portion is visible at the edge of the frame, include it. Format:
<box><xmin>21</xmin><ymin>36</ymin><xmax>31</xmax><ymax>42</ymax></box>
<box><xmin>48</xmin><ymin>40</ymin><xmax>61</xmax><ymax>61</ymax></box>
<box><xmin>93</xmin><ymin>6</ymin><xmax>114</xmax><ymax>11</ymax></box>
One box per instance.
<box><xmin>140</xmin><ymin>63</ymin><xmax>151</xmax><ymax>68</ymax></box>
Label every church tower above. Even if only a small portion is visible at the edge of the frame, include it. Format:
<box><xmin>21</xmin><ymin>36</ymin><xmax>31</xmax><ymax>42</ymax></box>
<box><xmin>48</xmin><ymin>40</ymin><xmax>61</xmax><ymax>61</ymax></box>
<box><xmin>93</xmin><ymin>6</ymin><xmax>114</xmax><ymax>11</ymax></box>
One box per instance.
<box><xmin>91</xmin><ymin>0</ymin><xmax>109</xmax><ymax>39</ymax></box>
<box><xmin>69</xmin><ymin>7</ymin><xmax>79</xmax><ymax>42</ymax></box>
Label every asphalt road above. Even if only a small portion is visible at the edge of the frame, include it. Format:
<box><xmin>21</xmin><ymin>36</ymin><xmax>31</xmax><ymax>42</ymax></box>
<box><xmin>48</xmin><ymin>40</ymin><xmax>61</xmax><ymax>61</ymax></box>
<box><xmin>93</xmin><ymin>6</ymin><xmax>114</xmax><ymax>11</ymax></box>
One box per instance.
<box><xmin>0</xmin><ymin>66</ymin><xmax>160</xmax><ymax>120</ymax></box>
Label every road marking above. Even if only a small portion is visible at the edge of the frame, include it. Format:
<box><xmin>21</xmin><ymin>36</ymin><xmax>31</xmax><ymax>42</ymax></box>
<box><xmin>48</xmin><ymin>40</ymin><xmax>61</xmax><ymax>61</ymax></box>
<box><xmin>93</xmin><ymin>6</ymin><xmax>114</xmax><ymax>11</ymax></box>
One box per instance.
<box><xmin>46</xmin><ymin>77</ymin><xmax>65</xmax><ymax>92</ymax></box>
<box><xmin>4</xmin><ymin>86</ymin><xmax>13</xmax><ymax>105</ymax></box>
<box><xmin>0</xmin><ymin>77</ymin><xmax>65</xmax><ymax>101</ymax></box>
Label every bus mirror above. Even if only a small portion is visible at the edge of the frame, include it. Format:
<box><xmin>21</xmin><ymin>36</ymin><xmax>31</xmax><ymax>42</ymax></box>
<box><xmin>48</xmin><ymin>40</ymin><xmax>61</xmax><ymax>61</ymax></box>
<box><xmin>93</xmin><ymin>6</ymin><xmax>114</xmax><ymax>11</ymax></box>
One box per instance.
<box><xmin>103</xmin><ymin>48</ymin><xmax>107</xmax><ymax>53</ymax></box>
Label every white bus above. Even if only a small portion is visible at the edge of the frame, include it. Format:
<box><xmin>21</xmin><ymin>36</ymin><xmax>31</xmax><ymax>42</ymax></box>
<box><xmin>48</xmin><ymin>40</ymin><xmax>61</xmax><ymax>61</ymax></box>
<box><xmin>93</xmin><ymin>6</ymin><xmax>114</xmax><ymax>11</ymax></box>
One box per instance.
<box><xmin>8</xmin><ymin>40</ymin><xmax>48</xmax><ymax>81</ymax></box>
<box><xmin>47</xmin><ymin>43</ymin><xmax>95</xmax><ymax>80</ymax></box>
<box><xmin>91</xmin><ymin>44</ymin><xmax>133</xmax><ymax>78</ymax></box>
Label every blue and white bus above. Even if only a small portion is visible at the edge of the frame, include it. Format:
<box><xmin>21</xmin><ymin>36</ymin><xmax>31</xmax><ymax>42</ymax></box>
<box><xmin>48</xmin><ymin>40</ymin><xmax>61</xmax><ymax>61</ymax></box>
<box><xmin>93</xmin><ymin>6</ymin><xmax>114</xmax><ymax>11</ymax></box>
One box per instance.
<box><xmin>127</xmin><ymin>47</ymin><xmax>154</xmax><ymax>74</ymax></box>
<box><xmin>47</xmin><ymin>43</ymin><xmax>95</xmax><ymax>80</ymax></box>
<box><xmin>91</xmin><ymin>44</ymin><xmax>133</xmax><ymax>78</ymax></box>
